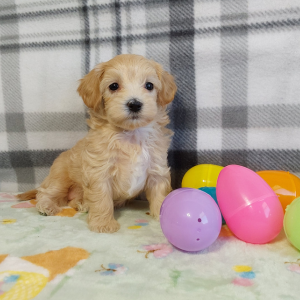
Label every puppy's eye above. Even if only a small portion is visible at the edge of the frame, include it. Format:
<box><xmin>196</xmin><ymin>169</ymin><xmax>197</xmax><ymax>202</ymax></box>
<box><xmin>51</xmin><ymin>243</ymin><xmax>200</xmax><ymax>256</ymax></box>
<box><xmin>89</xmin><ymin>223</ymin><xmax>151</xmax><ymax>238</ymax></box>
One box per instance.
<box><xmin>109</xmin><ymin>83</ymin><xmax>119</xmax><ymax>91</ymax></box>
<box><xmin>145</xmin><ymin>82</ymin><xmax>154</xmax><ymax>91</ymax></box>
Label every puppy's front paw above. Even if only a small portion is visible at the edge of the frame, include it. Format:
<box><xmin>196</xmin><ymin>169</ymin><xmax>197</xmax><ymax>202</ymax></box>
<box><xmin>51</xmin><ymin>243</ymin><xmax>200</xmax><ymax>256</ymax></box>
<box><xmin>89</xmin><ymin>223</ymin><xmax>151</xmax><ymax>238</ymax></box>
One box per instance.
<box><xmin>149</xmin><ymin>203</ymin><xmax>162</xmax><ymax>221</ymax></box>
<box><xmin>88</xmin><ymin>219</ymin><xmax>120</xmax><ymax>233</ymax></box>
<box><xmin>36</xmin><ymin>199</ymin><xmax>62</xmax><ymax>216</ymax></box>
<box><xmin>150</xmin><ymin>211</ymin><xmax>160</xmax><ymax>221</ymax></box>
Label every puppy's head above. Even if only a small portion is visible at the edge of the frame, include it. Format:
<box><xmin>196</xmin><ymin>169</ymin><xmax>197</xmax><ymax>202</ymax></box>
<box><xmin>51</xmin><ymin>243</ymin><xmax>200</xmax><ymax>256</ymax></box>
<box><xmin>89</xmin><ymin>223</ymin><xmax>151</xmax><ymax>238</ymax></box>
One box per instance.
<box><xmin>77</xmin><ymin>54</ymin><xmax>177</xmax><ymax>130</ymax></box>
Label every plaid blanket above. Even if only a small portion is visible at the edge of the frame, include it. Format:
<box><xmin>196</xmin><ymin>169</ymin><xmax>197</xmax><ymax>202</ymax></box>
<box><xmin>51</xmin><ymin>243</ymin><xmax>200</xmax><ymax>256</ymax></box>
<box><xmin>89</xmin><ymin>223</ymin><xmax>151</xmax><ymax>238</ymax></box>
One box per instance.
<box><xmin>1</xmin><ymin>0</ymin><xmax>300</xmax><ymax>191</ymax></box>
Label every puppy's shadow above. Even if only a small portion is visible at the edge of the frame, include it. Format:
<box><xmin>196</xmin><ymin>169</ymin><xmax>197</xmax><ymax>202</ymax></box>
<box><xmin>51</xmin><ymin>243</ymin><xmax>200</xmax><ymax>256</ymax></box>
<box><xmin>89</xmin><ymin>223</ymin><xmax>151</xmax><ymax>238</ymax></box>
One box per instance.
<box><xmin>174</xmin><ymin>238</ymin><xmax>227</xmax><ymax>255</ymax></box>
<box><xmin>114</xmin><ymin>199</ymin><xmax>149</xmax><ymax>220</ymax></box>
<box><xmin>114</xmin><ymin>210</ymin><xmax>122</xmax><ymax>220</ymax></box>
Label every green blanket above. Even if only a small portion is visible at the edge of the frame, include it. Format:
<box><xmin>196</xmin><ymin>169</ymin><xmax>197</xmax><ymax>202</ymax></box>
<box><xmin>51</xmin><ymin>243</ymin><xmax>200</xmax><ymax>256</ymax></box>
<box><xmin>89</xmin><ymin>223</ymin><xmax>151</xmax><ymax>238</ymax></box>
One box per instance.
<box><xmin>0</xmin><ymin>192</ymin><xmax>299</xmax><ymax>300</ymax></box>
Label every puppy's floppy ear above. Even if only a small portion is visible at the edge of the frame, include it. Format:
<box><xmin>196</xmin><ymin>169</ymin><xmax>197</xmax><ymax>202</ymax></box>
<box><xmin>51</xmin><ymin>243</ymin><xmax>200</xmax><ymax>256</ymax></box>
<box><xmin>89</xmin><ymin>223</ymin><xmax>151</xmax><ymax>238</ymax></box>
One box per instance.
<box><xmin>152</xmin><ymin>61</ymin><xmax>177</xmax><ymax>106</ymax></box>
<box><xmin>77</xmin><ymin>63</ymin><xmax>105</xmax><ymax>110</ymax></box>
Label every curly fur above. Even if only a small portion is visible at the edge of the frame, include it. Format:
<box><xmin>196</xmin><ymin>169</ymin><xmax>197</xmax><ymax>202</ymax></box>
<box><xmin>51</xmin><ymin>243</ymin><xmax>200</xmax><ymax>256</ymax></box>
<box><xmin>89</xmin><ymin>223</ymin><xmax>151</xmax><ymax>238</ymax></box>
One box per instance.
<box><xmin>17</xmin><ymin>54</ymin><xmax>177</xmax><ymax>233</ymax></box>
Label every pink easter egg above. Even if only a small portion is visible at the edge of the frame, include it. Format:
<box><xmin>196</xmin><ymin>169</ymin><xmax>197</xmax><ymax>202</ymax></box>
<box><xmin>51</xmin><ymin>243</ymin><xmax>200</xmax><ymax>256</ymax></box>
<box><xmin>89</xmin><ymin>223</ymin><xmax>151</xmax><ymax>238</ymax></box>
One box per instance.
<box><xmin>216</xmin><ymin>165</ymin><xmax>284</xmax><ymax>244</ymax></box>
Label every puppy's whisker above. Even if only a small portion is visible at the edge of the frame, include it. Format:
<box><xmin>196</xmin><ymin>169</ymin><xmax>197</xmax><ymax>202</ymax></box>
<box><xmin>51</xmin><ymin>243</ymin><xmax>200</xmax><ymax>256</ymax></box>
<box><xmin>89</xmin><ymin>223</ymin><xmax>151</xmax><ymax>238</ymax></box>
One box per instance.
<box><xmin>127</xmin><ymin>114</ymin><xmax>140</xmax><ymax>120</ymax></box>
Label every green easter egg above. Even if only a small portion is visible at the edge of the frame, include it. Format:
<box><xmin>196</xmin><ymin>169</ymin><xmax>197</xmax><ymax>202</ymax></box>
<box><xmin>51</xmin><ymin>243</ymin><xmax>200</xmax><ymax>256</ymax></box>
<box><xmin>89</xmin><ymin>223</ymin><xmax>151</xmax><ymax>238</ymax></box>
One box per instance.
<box><xmin>284</xmin><ymin>197</ymin><xmax>300</xmax><ymax>250</ymax></box>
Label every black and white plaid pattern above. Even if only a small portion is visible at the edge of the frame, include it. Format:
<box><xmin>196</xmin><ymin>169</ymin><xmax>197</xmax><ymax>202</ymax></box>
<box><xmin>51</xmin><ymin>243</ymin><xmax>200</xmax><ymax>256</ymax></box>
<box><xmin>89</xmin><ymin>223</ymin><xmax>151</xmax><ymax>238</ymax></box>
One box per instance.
<box><xmin>1</xmin><ymin>0</ymin><xmax>300</xmax><ymax>192</ymax></box>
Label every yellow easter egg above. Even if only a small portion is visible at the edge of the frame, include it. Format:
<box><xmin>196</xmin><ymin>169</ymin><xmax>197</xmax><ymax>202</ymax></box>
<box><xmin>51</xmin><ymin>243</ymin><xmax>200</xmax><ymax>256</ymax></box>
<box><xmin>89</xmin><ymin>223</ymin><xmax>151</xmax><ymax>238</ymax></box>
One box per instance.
<box><xmin>182</xmin><ymin>164</ymin><xmax>223</xmax><ymax>189</ymax></box>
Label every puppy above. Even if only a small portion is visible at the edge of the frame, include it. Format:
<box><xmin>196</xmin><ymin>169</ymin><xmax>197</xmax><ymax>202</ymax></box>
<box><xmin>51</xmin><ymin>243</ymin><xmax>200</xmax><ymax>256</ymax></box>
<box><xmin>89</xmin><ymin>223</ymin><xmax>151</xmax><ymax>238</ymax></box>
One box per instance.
<box><xmin>18</xmin><ymin>54</ymin><xmax>177</xmax><ymax>233</ymax></box>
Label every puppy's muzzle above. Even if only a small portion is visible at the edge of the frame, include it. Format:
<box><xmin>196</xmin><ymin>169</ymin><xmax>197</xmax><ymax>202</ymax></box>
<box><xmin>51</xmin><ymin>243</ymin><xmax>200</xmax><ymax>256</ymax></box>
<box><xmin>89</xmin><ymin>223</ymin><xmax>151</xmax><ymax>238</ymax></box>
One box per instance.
<box><xmin>127</xmin><ymin>99</ymin><xmax>143</xmax><ymax>113</ymax></box>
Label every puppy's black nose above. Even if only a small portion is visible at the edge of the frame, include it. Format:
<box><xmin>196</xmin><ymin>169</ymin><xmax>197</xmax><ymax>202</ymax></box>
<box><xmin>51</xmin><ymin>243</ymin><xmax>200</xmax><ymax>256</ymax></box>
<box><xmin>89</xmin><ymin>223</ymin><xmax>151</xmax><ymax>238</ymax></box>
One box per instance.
<box><xmin>127</xmin><ymin>99</ymin><xmax>143</xmax><ymax>113</ymax></box>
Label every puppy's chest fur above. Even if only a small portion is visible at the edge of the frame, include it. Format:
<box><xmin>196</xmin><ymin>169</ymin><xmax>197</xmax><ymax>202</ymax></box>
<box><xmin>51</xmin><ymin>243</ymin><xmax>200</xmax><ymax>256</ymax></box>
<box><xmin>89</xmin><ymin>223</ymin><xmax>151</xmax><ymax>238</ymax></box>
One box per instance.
<box><xmin>111</xmin><ymin>127</ymin><xmax>153</xmax><ymax>199</ymax></box>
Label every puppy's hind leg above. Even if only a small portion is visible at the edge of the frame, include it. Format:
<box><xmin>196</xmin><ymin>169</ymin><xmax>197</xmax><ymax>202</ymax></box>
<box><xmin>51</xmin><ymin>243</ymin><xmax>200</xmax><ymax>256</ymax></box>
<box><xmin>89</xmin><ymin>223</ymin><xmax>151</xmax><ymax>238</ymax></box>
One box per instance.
<box><xmin>36</xmin><ymin>193</ymin><xmax>62</xmax><ymax>216</ymax></box>
<box><xmin>36</xmin><ymin>152</ymin><xmax>72</xmax><ymax>216</ymax></box>
<box><xmin>68</xmin><ymin>185</ymin><xmax>88</xmax><ymax>213</ymax></box>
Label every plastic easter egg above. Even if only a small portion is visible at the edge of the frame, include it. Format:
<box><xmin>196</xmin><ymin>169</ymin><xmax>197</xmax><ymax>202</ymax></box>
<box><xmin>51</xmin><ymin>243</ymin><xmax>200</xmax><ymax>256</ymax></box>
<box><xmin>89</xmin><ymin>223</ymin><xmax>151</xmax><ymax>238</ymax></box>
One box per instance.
<box><xmin>257</xmin><ymin>170</ymin><xmax>300</xmax><ymax>212</ymax></box>
<box><xmin>216</xmin><ymin>165</ymin><xmax>284</xmax><ymax>244</ymax></box>
<box><xmin>199</xmin><ymin>187</ymin><xmax>226</xmax><ymax>225</ymax></box>
<box><xmin>160</xmin><ymin>188</ymin><xmax>222</xmax><ymax>252</ymax></box>
<box><xmin>284</xmin><ymin>197</ymin><xmax>300</xmax><ymax>250</ymax></box>
<box><xmin>182</xmin><ymin>164</ymin><xmax>223</xmax><ymax>189</ymax></box>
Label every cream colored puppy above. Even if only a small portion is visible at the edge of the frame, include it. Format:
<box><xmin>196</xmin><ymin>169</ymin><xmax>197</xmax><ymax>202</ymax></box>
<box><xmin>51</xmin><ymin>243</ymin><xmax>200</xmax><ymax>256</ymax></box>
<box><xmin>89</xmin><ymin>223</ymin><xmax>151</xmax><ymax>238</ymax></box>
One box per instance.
<box><xmin>18</xmin><ymin>54</ymin><xmax>177</xmax><ymax>233</ymax></box>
